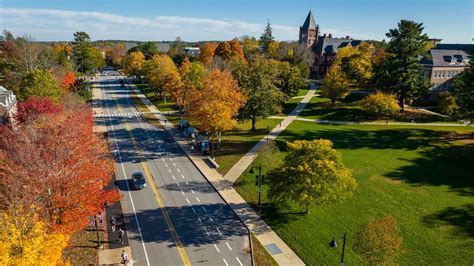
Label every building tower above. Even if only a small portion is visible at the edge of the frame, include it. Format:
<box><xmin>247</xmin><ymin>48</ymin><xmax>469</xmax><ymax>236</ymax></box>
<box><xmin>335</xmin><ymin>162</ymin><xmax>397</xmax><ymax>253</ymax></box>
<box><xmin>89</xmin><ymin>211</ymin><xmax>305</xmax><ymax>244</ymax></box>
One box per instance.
<box><xmin>299</xmin><ymin>10</ymin><xmax>319</xmax><ymax>47</ymax></box>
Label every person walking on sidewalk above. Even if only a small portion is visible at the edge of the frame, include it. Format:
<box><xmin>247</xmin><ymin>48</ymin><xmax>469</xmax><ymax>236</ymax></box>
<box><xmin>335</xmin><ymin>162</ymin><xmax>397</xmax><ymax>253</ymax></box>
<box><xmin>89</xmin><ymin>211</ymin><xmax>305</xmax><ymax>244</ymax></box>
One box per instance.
<box><xmin>118</xmin><ymin>227</ymin><xmax>125</xmax><ymax>244</ymax></box>
<box><xmin>110</xmin><ymin>216</ymin><xmax>117</xmax><ymax>232</ymax></box>
<box><xmin>121</xmin><ymin>250</ymin><xmax>129</xmax><ymax>265</ymax></box>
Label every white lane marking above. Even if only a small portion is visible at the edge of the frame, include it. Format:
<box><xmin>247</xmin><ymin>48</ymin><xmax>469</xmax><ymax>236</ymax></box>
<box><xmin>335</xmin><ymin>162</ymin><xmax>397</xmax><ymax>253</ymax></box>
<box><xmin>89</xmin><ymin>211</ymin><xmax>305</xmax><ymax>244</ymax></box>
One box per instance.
<box><xmin>177</xmin><ymin>168</ymin><xmax>181</xmax><ymax>173</ymax></box>
<box><xmin>168</xmin><ymin>169</ymin><xmax>172</xmax><ymax>173</ymax></box>
<box><xmin>196</xmin><ymin>197</ymin><xmax>201</xmax><ymax>203</ymax></box>
<box><xmin>191</xmin><ymin>207</ymin><xmax>196</xmax><ymax>214</ymax></box>
<box><xmin>173</xmin><ymin>162</ymin><xmax>176</xmax><ymax>166</ymax></box>
<box><xmin>191</xmin><ymin>189</ymin><xmax>195</xmax><ymax>194</ymax></box>
<box><xmin>165</xmin><ymin>163</ymin><xmax>168</xmax><ymax>167</ymax></box>
<box><xmin>198</xmin><ymin>217</ymin><xmax>202</xmax><ymax>224</ymax></box>
<box><xmin>204</xmin><ymin>227</ymin><xmax>210</xmax><ymax>236</ymax></box>
<box><xmin>216</xmin><ymin>228</ymin><xmax>222</xmax><ymax>236</ymax></box>
<box><xmin>185</xmin><ymin>180</ymin><xmax>189</xmax><ymax>185</ymax></box>
<box><xmin>172</xmin><ymin>175</ymin><xmax>176</xmax><ymax>180</ymax></box>
<box><xmin>209</xmin><ymin>216</ymin><xmax>214</xmax><ymax>223</ymax></box>
<box><xmin>169</xmin><ymin>158</ymin><xmax>173</xmax><ymax>161</ymax></box>
<box><xmin>180</xmin><ymin>189</ymin><xmax>185</xmax><ymax>195</ymax></box>
<box><xmin>236</xmin><ymin>257</ymin><xmax>243</xmax><ymax>266</ymax></box>
<box><xmin>202</xmin><ymin>206</ymin><xmax>206</xmax><ymax>212</ymax></box>
<box><xmin>226</xmin><ymin>242</ymin><xmax>232</xmax><ymax>251</ymax></box>
<box><xmin>213</xmin><ymin>244</ymin><xmax>220</xmax><ymax>253</ymax></box>
<box><xmin>185</xmin><ymin>198</ymin><xmax>190</xmax><ymax>205</ymax></box>
<box><xmin>223</xmin><ymin>258</ymin><xmax>228</xmax><ymax>266</ymax></box>
<box><xmin>162</xmin><ymin>158</ymin><xmax>165</xmax><ymax>162</ymax></box>
<box><xmin>176</xmin><ymin>182</ymin><xmax>180</xmax><ymax>187</ymax></box>
<box><xmin>181</xmin><ymin>174</ymin><xmax>185</xmax><ymax>179</ymax></box>
<box><xmin>102</xmin><ymin>81</ymin><xmax>150</xmax><ymax>266</ymax></box>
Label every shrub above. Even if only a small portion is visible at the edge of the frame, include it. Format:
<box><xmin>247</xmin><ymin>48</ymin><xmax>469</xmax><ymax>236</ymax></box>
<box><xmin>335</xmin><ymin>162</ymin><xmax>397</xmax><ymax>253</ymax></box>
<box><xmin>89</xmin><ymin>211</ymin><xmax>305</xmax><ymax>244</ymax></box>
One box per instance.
<box><xmin>438</xmin><ymin>91</ymin><xmax>459</xmax><ymax>116</ymax></box>
<box><xmin>361</xmin><ymin>91</ymin><xmax>400</xmax><ymax>117</ymax></box>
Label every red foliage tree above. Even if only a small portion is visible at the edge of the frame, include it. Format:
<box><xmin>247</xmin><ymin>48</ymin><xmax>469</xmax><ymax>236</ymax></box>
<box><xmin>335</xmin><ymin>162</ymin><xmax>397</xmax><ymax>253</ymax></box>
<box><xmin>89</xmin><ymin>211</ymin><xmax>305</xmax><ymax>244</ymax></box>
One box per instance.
<box><xmin>0</xmin><ymin>103</ymin><xmax>120</xmax><ymax>234</ymax></box>
<box><xmin>61</xmin><ymin>71</ymin><xmax>76</xmax><ymax>92</ymax></box>
<box><xmin>16</xmin><ymin>96</ymin><xmax>63</xmax><ymax>123</ymax></box>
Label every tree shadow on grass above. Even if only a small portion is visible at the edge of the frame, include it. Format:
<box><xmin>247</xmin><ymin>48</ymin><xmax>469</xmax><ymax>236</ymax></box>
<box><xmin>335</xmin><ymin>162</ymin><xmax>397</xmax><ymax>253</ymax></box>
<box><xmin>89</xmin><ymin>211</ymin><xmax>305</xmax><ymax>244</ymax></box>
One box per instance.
<box><xmin>423</xmin><ymin>204</ymin><xmax>474</xmax><ymax>238</ymax></box>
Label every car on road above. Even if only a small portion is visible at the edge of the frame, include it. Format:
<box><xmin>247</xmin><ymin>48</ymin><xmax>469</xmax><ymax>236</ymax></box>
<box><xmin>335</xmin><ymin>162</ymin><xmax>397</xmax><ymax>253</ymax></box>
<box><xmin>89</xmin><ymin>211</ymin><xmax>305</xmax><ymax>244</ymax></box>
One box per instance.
<box><xmin>132</xmin><ymin>172</ymin><xmax>147</xmax><ymax>190</ymax></box>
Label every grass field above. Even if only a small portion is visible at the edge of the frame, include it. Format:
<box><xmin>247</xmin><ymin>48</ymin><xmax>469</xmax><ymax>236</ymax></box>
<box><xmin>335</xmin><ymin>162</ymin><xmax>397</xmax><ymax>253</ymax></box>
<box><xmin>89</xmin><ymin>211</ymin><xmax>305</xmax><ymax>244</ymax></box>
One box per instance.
<box><xmin>234</xmin><ymin>121</ymin><xmax>474</xmax><ymax>265</ymax></box>
<box><xmin>215</xmin><ymin>119</ymin><xmax>281</xmax><ymax>174</ymax></box>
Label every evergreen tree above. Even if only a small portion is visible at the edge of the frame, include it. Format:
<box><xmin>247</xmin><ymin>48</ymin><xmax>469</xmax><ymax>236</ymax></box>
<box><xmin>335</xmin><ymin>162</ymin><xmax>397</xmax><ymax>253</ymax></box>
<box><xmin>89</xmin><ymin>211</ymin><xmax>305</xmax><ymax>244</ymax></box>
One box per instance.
<box><xmin>453</xmin><ymin>58</ymin><xmax>474</xmax><ymax>118</ymax></box>
<box><xmin>382</xmin><ymin>20</ymin><xmax>430</xmax><ymax>111</ymax></box>
<box><xmin>260</xmin><ymin>19</ymin><xmax>274</xmax><ymax>52</ymax></box>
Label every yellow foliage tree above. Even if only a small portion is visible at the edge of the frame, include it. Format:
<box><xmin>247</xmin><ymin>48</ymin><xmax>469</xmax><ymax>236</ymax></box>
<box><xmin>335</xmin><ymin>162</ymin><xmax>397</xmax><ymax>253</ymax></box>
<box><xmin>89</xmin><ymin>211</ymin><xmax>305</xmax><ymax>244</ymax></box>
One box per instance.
<box><xmin>177</xmin><ymin>58</ymin><xmax>206</xmax><ymax>116</ymax></box>
<box><xmin>361</xmin><ymin>91</ymin><xmax>400</xmax><ymax>118</ymax></box>
<box><xmin>199</xmin><ymin>42</ymin><xmax>218</xmax><ymax>65</ymax></box>
<box><xmin>0</xmin><ymin>208</ymin><xmax>69</xmax><ymax>265</ymax></box>
<box><xmin>267</xmin><ymin>41</ymin><xmax>280</xmax><ymax>59</ymax></box>
<box><xmin>321</xmin><ymin>65</ymin><xmax>350</xmax><ymax>104</ymax></box>
<box><xmin>123</xmin><ymin>51</ymin><xmax>145</xmax><ymax>77</ymax></box>
<box><xmin>185</xmin><ymin>69</ymin><xmax>246</xmax><ymax>143</ymax></box>
<box><xmin>143</xmin><ymin>54</ymin><xmax>181</xmax><ymax>103</ymax></box>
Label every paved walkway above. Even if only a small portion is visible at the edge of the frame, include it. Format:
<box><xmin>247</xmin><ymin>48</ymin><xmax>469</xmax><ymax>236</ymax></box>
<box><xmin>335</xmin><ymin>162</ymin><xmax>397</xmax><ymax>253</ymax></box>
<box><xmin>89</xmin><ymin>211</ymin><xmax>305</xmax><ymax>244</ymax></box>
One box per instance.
<box><xmin>224</xmin><ymin>83</ymin><xmax>317</xmax><ymax>183</ymax></box>
<box><xmin>267</xmin><ymin>116</ymin><xmax>473</xmax><ymax>127</ymax></box>
<box><xmin>129</xmin><ymin>83</ymin><xmax>306</xmax><ymax>266</ymax></box>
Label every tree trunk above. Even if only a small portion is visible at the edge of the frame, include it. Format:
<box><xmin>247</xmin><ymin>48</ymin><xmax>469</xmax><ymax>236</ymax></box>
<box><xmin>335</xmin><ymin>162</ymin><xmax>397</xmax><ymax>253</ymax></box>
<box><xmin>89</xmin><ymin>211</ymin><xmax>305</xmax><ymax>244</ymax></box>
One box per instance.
<box><xmin>217</xmin><ymin>131</ymin><xmax>222</xmax><ymax>151</ymax></box>
<box><xmin>251</xmin><ymin>116</ymin><xmax>257</xmax><ymax>131</ymax></box>
<box><xmin>331</xmin><ymin>98</ymin><xmax>336</xmax><ymax>105</ymax></box>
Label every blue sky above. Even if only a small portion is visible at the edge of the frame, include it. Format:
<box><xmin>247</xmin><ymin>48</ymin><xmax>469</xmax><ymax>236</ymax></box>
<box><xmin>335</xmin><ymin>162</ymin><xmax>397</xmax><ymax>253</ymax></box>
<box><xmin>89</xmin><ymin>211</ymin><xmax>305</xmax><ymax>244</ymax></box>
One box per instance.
<box><xmin>0</xmin><ymin>0</ymin><xmax>472</xmax><ymax>43</ymax></box>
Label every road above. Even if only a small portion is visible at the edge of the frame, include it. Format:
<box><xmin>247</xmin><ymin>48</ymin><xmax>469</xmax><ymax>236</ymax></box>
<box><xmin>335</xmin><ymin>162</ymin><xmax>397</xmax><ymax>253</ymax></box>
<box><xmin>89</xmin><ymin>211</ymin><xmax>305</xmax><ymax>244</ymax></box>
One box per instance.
<box><xmin>94</xmin><ymin>71</ymin><xmax>251</xmax><ymax>266</ymax></box>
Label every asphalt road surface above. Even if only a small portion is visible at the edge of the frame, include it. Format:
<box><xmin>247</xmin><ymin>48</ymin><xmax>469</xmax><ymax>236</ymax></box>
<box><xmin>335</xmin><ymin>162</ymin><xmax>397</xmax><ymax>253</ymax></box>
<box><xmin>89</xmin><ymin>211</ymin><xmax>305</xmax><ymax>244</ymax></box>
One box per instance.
<box><xmin>94</xmin><ymin>71</ymin><xmax>251</xmax><ymax>266</ymax></box>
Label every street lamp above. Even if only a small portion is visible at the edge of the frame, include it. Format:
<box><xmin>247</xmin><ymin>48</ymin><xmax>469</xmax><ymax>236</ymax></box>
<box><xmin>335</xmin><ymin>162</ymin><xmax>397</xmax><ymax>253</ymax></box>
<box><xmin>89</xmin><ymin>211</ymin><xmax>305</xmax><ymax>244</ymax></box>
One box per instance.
<box><xmin>249</xmin><ymin>164</ymin><xmax>264</xmax><ymax>213</ymax></box>
<box><xmin>329</xmin><ymin>232</ymin><xmax>347</xmax><ymax>266</ymax></box>
<box><xmin>94</xmin><ymin>214</ymin><xmax>104</xmax><ymax>249</ymax></box>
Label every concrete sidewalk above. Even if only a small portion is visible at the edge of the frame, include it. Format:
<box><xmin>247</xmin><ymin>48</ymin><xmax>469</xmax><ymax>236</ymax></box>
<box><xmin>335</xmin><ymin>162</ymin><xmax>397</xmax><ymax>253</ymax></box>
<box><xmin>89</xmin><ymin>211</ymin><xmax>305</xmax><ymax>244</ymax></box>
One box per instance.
<box><xmin>129</xmin><ymin>84</ymin><xmax>306</xmax><ymax>266</ymax></box>
<box><xmin>224</xmin><ymin>83</ymin><xmax>317</xmax><ymax>183</ymax></box>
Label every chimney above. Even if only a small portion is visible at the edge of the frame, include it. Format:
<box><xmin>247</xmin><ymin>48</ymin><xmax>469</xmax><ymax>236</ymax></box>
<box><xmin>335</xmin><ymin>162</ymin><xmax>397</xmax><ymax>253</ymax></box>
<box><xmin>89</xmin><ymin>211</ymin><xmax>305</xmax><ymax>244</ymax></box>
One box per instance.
<box><xmin>323</xmin><ymin>33</ymin><xmax>327</xmax><ymax>38</ymax></box>
<box><xmin>328</xmin><ymin>33</ymin><xmax>333</xmax><ymax>38</ymax></box>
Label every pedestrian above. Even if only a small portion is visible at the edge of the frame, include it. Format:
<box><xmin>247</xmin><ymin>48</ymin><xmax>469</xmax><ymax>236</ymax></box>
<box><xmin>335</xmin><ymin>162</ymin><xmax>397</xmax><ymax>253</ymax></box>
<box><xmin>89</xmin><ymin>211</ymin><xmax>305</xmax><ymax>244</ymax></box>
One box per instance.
<box><xmin>190</xmin><ymin>145</ymin><xmax>195</xmax><ymax>153</ymax></box>
<box><xmin>121</xmin><ymin>250</ymin><xmax>129</xmax><ymax>265</ymax></box>
<box><xmin>110</xmin><ymin>216</ymin><xmax>117</xmax><ymax>232</ymax></box>
<box><xmin>98</xmin><ymin>212</ymin><xmax>103</xmax><ymax>224</ymax></box>
<box><xmin>279</xmin><ymin>121</ymin><xmax>282</xmax><ymax>128</ymax></box>
<box><xmin>118</xmin><ymin>227</ymin><xmax>124</xmax><ymax>244</ymax></box>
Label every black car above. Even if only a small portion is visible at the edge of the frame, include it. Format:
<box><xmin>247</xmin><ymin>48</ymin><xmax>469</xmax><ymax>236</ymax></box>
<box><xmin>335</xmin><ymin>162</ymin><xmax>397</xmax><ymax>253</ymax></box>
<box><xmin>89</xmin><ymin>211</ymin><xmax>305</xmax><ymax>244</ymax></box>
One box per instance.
<box><xmin>132</xmin><ymin>172</ymin><xmax>147</xmax><ymax>190</ymax></box>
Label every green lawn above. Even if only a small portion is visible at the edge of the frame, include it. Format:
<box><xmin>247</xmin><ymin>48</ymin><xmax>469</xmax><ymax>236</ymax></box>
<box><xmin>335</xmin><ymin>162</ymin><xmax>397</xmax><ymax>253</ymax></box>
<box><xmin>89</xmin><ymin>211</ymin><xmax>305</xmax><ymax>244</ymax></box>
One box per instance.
<box><xmin>234</xmin><ymin>121</ymin><xmax>474</xmax><ymax>265</ymax></box>
<box><xmin>134</xmin><ymin>84</ymin><xmax>178</xmax><ymax>111</ymax></box>
<box><xmin>215</xmin><ymin>119</ymin><xmax>281</xmax><ymax>175</ymax></box>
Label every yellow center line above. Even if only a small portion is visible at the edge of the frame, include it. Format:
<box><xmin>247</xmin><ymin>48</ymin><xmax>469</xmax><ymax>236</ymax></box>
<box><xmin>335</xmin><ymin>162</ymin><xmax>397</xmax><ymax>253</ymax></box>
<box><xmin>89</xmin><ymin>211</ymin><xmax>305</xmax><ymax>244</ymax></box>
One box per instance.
<box><xmin>113</xmin><ymin>95</ymin><xmax>191</xmax><ymax>266</ymax></box>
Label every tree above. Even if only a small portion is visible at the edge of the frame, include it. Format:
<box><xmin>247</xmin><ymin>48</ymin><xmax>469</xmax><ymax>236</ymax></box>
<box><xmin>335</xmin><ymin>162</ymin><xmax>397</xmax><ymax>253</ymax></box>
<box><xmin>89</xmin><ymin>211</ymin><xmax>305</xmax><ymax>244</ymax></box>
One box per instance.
<box><xmin>341</xmin><ymin>42</ymin><xmax>374</xmax><ymax>87</ymax></box>
<box><xmin>18</xmin><ymin>69</ymin><xmax>63</xmax><ymax>102</ymax></box>
<box><xmin>177</xmin><ymin>58</ymin><xmax>206</xmax><ymax>117</ymax></box>
<box><xmin>267</xmin><ymin>41</ymin><xmax>280</xmax><ymax>59</ymax></box>
<box><xmin>453</xmin><ymin>58</ymin><xmax>474</xmax><ymax>118</ymax></box>
<box><xmin>239</xmin><ymin>35</ymin><xmax>259</xmax><ymax>61</ymax></box>
<box><xmin>168</xmin><ymin>36</ymin><xmax>186</xmax><ymax>66</ymax></box>
<box><xmin>277</xmin><ymin>61</ymin><xmax>307</xmax><ymax>97</ymax></box>
<box><xmin>185</xmin><ymin>69</ymin><xmax>246</xmax><ymax>145</ymax></box>
<box><xmin>256</xmin><ymin>140</ymin><xmax>282</xmax><ymax>171</ymax></box>
<box><xmin>321</xmin><ymin>65</ymin><xmax>350</xmax><ymax>104</ymax></box>
<box><xmin>123</xmin><ymin>51</ymin><xmax>145</xmax><ymax>77</ymax></box>
<box><xmin>438</xmin><ymin>91</ymin><xmax>459</xmax><ymax>116</ymax></box>
<box><xmin>61</xmin><ymin>71</ymin><xmax>76</xmax><ymax>92</ymax></box>
<box><xmin>232</xmin><ymin>57</ymin><xmax>285</xmax><ymax>131</ymax></box>
<box><xmin>215</xmin><ymin>41</ymin><xmax>233</xmax><ymax>61</ymax></box>
<box><xmin>229</xmin><ymin>38</ymin><xmax>247</xmax><ymax>63</ymax></box>
<box><xmin>352</xmin><ymin>214</ymin><xmax>403</xmax><ymax>265</ymax></box>
<box><xmin>72</xmin><ymin>31</ymin><xmax>104</xmax><ymax>74</ymax></box>
<box><xmin>16</xmin><ymin>96</ymin><xmax>63</xmax><ymax>123</ymax></box>
<box><xmin>0</xmin><ymin>207</ymin><xmax>69</xmax><ymax>265</ymax></box>
<box><xmin>383</xmin><ymin>20</ymin><xmax>430</xmax><ymax>111</ymax></box>
<box><xmin>128</xmin><ymin>41</ymin><xmax>158</xmax><ymax>60</ymax></box>
<box><xmin>143</xmin><ymin>54</ymin><xmax>181</xmax><ymax>103</ymax></box>
<box><xmin>199</xmin><ymin>42</ymin><xmax>218</xmax><ymax>65</ymax></box>
<box><xmin>361</xmin><ymin>91</ymin><xmax>400</xmax><ymax>118</ymax></box>
<box><xmin>0</xmin><ymin>103</ymin><xmax>120</xmax><ymax>234</ymax></box>
<box><xmin>260</xmin><ymin>20</ymin><xmax>274</xmax><ymax>52</ymax></box>
<box><xmin>267</xmin><ymin>139</ymin><xmax>357</xmax><ymax>213</ymax></box>
<box><xmin>105</xmin><ymin>43</ymin><xmax>126</xmax><ymax>67</ymax></box>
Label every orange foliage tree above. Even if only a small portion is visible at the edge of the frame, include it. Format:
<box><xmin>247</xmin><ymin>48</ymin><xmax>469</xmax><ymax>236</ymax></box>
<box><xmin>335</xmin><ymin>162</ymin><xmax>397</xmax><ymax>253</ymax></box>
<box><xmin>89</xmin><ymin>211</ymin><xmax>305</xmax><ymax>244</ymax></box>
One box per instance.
<box><xmin>61</xmin><ymin>71</ymin><xmax>76</xmax><ymax>92</ymax></box>
<box><xmin>185</xmin><ymin>69</ymin><xmax>246</xmax><ymax>145</ymax></box>
<box><xmin>143</xmin><ymin>54</ymin><xmax>181</xmax><ymax>103</ymax></box>
<box><xmin>198</xmin><ymin>42</ymin><xmax>218</xmax><ymax>65</ymax></box>
<box><xmin>0</xmin><ymin>103</ymin><xmax>120</xmax><ymax>234</ymax></box>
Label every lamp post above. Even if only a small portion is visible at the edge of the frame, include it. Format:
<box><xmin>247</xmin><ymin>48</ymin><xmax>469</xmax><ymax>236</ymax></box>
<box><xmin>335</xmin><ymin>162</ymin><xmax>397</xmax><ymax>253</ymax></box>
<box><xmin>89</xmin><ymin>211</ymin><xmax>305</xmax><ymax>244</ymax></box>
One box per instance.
<box><xmin>94</xmin><ymin>214</ymin><xmax>104</xmax><ymax>249</ymax></box>
<box><xmin>249</xmin><ymin>164</ymin><xmax>264</xmax><ymax>213</ymax></box>
<box><xmin>329</xmin><ymin>232</ymin><xmax>347</xmax><ymax>266</ymax></box>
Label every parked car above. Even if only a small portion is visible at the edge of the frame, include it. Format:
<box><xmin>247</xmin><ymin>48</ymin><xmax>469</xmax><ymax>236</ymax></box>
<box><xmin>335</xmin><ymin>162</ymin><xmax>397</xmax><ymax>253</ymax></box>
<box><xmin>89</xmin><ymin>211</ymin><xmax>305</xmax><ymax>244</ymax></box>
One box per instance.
<box><xmin>132</xmin><ymin>172</ymin><xmax>147</xmax><ymax>190</ymax></box>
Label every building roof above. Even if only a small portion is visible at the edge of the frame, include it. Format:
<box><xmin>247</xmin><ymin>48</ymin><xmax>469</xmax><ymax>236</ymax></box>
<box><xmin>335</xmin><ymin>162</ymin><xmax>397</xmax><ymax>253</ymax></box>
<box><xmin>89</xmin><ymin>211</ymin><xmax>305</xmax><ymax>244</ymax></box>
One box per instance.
<box><xmin>124</xmin><ymin>42</ymin><xmax>170</xmax><ymax>53</ymax></box>
<box><xmin>422</xmin><ymin>49</ymin><xmax>470</xmax><ymax>67</ymax></box>
<box><xmin>315</xmin><ymin>37</ymin><xmax>362</xmax><ymax>55</ymax></box>
<box><xmin>301</xmin><ymin>10</ymin><xmax>317</xmax><ymax>30</ymax></box>
<box><xmin>0</xmin><ymin>86</ymin><xmax>17</xmax><ymax>116</ymax></box>
<box><xmin>434</xmin><ymin>44</ymin><xmax>474</xmax><ymax>54</ymax></box>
